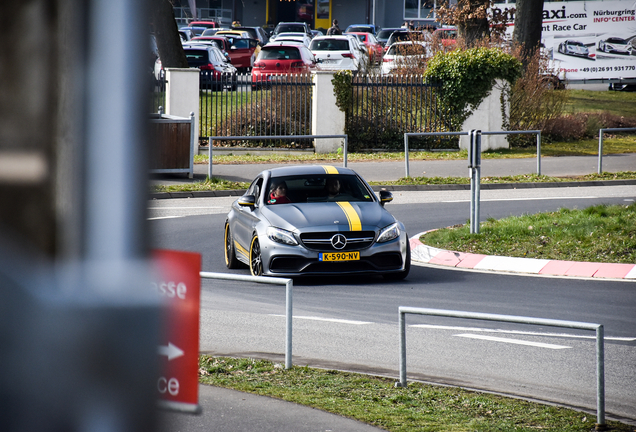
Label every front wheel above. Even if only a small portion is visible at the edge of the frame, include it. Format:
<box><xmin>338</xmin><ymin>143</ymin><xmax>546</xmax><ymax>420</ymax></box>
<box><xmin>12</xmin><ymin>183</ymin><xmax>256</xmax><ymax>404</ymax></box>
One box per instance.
<box><xmin>384</xmin><ymin>240</ymin><xmax>410</xmax><ymax>281</ymax></box>
<box><xmin>249</xmin><ymin>235</ymin><xmax>263</xmax><ymax>276</ymax></box>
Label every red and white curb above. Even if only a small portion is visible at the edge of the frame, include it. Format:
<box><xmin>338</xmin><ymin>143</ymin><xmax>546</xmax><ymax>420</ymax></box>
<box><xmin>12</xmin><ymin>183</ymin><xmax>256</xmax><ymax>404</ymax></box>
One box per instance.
<box><xmin>409</xmin><ymin>236</ymin><xmax>636</xmax><ymax>280</ymax></box>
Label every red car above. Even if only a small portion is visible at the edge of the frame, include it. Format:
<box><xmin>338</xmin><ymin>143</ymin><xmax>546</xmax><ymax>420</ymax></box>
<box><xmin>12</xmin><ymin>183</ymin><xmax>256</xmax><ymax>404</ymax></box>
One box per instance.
<box><xmin>346</xmin><ymin>32</ymin><xmax>384</xmax><ymax>64</ymax></box>
<box><xmin>192</xmin><ymin>35</ymin><xmax>260</xmax><ymax>71</ymax></box>
<box><xmin>251</xmin><ymin>43</ymin><xmax>317</xmax><ymax>90</ymax></box>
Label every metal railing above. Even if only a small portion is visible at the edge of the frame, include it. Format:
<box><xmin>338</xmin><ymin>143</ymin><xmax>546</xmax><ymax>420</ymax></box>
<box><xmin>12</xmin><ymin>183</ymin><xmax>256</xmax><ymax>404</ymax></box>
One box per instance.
<box><xmin>598</xmin><ymin>127</ymin><xmax>636</xmax><ymax>174</ymax></box>
<box><xmin>397</xmin><ymin>307</ymin><xmax>606</xmax><ymax>429</ymax></box>
<box><xmin>206</xmin><ymin>134</ymin><xmax>348</xmax><ymax>179</ymax></box>
<box><xmin>403</xmin><ymin>130</ymin><xmax>542</xmax><ymax>178</ymax></box>
<box><xmin>199</xmin><ymin>272</ymin><xmax>294</xmax><ymax>369</ymax></box>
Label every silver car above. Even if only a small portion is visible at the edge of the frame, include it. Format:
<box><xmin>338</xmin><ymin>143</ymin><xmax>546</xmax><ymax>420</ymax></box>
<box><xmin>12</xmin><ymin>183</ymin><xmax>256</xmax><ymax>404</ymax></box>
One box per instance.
<box><xmin>224</xmin><ymin>165</ymin><xmax>411</xmax><ymax>279</ymax></box>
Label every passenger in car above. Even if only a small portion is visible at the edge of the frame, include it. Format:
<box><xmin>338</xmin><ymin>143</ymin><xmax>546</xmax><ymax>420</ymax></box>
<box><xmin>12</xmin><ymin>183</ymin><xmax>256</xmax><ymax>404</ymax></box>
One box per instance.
<box><xmin>268</xmin><ymin>181</ymin><xmax>291</xmax><ymax>204</ymax></box>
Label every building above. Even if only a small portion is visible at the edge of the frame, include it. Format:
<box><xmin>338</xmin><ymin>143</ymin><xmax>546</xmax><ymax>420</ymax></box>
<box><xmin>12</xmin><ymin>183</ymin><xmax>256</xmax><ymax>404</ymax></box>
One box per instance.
<box><xmin>172</xmin><ymin>0</ymin><xmax>440</xmax><ymax>33</ymax></box>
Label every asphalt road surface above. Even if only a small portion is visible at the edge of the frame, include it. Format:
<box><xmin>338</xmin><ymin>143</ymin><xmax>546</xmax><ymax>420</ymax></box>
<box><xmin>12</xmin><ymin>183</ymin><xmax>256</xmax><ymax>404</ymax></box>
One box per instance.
<box><xmin>149</xmin><ymin>185</ymin><xmax>636</xmax><ymax>423</ymax></box>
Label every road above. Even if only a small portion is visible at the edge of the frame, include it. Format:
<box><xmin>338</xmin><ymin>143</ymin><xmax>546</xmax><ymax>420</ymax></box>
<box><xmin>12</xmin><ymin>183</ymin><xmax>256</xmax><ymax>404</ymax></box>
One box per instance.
<box><xmin>149</xmin><ymin>185</ymin><xmax>636</xmax><ymax>423</ymax></box>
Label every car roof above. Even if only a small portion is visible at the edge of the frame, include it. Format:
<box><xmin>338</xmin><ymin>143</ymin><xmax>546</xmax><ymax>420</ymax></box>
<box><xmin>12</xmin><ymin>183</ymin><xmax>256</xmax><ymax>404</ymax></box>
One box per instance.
<box><xmin>265</xmin><ymin>165</ymin><xmax>358</xmax><ymax>178</ymax></box>
<box><xmin>311</xmin><ymin>35</ymin><xmax>351</xmax><ymax>40</ymax></box>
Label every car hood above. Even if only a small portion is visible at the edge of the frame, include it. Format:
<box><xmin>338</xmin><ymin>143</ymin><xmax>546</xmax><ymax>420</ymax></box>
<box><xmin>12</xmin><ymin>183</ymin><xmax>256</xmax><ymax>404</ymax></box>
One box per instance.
<box><xmin>261</xmin><ymin>201</ymin><xmax>396</xmax><ymax>232</ymax></box>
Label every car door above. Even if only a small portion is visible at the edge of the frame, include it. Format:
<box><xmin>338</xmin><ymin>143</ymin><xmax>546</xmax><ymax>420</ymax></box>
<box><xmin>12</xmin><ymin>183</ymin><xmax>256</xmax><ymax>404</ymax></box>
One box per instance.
<box><xmin>233</xmin><ymin>177</ymin><xmax>264</xmax><ymax>258</ymax></box>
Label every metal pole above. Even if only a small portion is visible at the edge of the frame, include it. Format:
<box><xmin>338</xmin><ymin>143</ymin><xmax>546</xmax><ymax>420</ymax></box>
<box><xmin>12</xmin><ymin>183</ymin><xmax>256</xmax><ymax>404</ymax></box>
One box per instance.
<box><xmin>598</xmin><ymin>129</ymin><xmax>604</xmax><ymax>175</ymax></box>
<box><xmin>343</xmin><ymin>135</ymin><xmax>348</xmax><ymax>167</ymax></box>
<box><xmin>189</xmin><ymin>112</ymin><xmax>195</xmax><ymax>179</ymax></box>
<box><xmin>404</xmin><ymin>133</ymin><xmax>410</xmax><ymax>178</ymax></box>
<box><xmin>398</xmin><ymin>310</ymin><xmax>407</xmax><ymax>387</ymax></box>
<box><xmin>475</xmin><ymin>131</ymin><xmax>481</xmax><ymax>234</ymax></box>
<box><xmin>286</xmin><ymin>279</ymin><xmax>293</xmax><ymax>369</ymax></box>
<box><xmin>536</xmin><ymin>131</ymin><xmax>542</xmax><ymax>176</ymax></box>
<box><xmin>596</xmin><ymin>325</ymin><xmax>606</xmax><ymax>428</ymax></box>
<box><xmin>468</xmin><ymin>130</ymin><xmax>476</xmax><ymax>234</ymax></box>
<box><xmin>208</xmin><ymin>138</ymin><xmax>213</xmax><ymax>179</ymax></box>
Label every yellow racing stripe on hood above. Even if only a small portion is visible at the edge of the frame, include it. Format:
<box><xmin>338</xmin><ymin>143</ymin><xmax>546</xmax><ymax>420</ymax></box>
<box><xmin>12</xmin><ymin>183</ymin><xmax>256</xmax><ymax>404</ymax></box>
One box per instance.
<box><xmin>336</xmin><ymin>202</ymin><xmax>362</xmax><ymax>231</ymax></box>
<box><xmin>321</xmin><ymin>165</ymin><xmax>339</xmax><ymax>174</ymax></box>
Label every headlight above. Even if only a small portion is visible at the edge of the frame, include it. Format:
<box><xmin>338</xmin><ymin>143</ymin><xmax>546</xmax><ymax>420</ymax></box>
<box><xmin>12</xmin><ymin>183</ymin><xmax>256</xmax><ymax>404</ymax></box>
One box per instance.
<box><xmin>267</xmin><ymin>227</ymin><xmax>298</xmax><ymax>246</ymax></box>
<box><xmin>377</xmin><ymin>223</ymin><xmax>400</xmax><ymax>243</ymax></box>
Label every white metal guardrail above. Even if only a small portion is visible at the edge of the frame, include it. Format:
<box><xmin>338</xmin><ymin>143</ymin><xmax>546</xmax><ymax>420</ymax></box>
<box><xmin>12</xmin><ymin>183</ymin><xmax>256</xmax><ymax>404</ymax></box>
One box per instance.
<box><xmin>207</xmin><ymin>134</ymin><xmax>349</xmax><ymax>179</ymax></box>
<box><xmin>199</xmin><ymin>272</ymin><xmax>294</xmax><ymax>369</ymax></box>
<box><xmin>397</xmin><ymin>307</ymin><xmax>606</xmax><ymax>429</ymax></box>
<box><xmin>598</xmin><ymin>127</ymin><xmax>636</xmax><ymax>174</ymax></box>
<box><xmin>403</xmin><ymin>130</ymin><xmax>542</xmax><ymax>179</ymax></box>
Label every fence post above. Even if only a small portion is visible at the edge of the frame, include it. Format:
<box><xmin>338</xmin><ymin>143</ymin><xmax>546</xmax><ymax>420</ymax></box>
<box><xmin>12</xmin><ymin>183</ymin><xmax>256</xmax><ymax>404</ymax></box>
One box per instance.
<box><xmin>469</xmin><ymin>130</ymin><xmax>481</xmax><ymax>234</ymax></box>
<box><xmin>404</xmin><ymin>134</ymin><xmax>410</xmax><ymax>178</ymax></box>
<box><xmin>598</xmin><ymin>129</ymin><xmax>605</xmax><ymax>175</ymax></box>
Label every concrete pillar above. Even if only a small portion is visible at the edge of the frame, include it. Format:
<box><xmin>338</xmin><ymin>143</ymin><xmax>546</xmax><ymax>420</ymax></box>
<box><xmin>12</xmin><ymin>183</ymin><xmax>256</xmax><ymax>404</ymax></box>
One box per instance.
<box><xmin>165</xmin><ymin>68</ymin><xmax>200</xmax><ymax>141</ymax></box>
<box><xmin>312</xmin><ymin>71</ymin><xmax>346</xmax><ymax>154</ymax></box>
<box><xmin>459</xmin><ymin>80</ymin><xmax>509</xmax><ymax>151</ymax></box>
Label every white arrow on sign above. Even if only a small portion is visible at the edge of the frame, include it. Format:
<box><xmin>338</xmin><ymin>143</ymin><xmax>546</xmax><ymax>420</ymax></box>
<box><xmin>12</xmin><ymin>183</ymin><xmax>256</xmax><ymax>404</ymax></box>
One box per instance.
<box><xmin>158</xmin><ymin>342</ymin><xmax>185</xmax><ymax>361</ymax></box>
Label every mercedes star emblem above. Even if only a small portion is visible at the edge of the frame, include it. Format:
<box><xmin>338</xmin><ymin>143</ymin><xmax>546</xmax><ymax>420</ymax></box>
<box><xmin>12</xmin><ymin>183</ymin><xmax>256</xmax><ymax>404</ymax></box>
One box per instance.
<box><xmin>331</xmin><ymin>234</ymin><xmax>347</xmax><ymax>250</ymax></box>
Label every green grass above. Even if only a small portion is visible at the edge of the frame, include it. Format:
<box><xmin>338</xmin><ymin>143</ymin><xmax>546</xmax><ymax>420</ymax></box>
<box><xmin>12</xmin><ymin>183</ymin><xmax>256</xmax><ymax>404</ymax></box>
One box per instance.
<box><xmin>199</xmin><ymin>356</ymin><xmax>632</xmax><ymax>432</ymax></box>
<box><xmin>420</xmin><ymin>203</ymin><xmax>636</xmax><ymax>264</ymax></box>
<box><xmin>565</xmin><ymin>89</ymin><xmax>636</xmax><ymax>117</ymax></box>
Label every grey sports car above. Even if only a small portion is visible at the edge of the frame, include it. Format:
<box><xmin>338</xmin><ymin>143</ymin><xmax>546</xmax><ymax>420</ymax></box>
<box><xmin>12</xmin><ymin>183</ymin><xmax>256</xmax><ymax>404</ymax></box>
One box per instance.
<box><xmin>224</xmin><ymin>165</ymin><xmax>411</xmax><ymax>279</ymax></box>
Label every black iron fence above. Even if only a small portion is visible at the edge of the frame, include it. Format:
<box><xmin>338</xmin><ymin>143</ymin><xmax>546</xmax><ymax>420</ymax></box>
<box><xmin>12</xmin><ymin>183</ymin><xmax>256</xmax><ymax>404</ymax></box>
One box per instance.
<box><xmin>199</xmin><ymin>72</ymin><xmax>314</xmax><ymax>148</ymax></box>
<box><xmin>348</xmin><ymin>74</ymin><xmax>452</xmax><ymax>151</ymax></box>
<box><xmin>150</xmin><ymin>72</ymin><xmax>166</xmax><ymax>113</ymax></box>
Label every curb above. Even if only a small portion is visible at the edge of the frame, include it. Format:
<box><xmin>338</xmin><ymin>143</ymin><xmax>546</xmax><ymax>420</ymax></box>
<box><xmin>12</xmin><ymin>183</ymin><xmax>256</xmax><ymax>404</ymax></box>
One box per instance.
<box><xmin>149</xmin><ymin>179</ymin><xmax>636</xmax><ymax>199</ymax></box>
<box><xmin>409</xmin><ymin>237</ymin><xmax>636</xmax><ymax>281</ymax></box>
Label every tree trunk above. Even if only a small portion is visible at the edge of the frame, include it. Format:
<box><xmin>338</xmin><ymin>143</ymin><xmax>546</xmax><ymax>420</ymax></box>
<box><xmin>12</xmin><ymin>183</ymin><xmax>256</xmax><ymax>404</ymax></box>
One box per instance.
<box><xmin>512</xmin><ymin>0</ymin><xmax>545</xmax><ymax>63</ymax></box>
<box><xmin>457</xmin><ymin>0</ymin><xmax>490</xmax><ymax>47</ymax></box>
<box><xmin>151</xmin><ymin>0</ymin><xmax>188</xmax><ymax>68</ymax></box>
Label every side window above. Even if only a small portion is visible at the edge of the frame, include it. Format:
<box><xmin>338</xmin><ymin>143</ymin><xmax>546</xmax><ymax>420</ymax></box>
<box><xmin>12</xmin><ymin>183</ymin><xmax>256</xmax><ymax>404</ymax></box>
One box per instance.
<box><xmin>247</xmin><ymin>178</ymin><xmax>263</xmax><ymax>203</ymax></box>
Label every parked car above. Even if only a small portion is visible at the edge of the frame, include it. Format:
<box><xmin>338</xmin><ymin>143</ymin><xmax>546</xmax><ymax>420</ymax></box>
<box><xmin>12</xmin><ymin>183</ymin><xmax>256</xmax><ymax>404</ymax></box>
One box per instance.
<box><xmin>557</xmin><ymin>39</ymin><xmax>590</xmax><ymax>58</ymax></box>
<box><xmin>432</xmin><ymin>27</ymin><xmax>457</xmax><ymax>49</ymax></box>
<box><xmin>201</xmin><ymin>28</ymin><xmax>229</xmax><ymax>37</ymax></box>
<box><xmin>189</xmin><ymin>20</ymin><xmax>218</xmax><ymax>29</ymax></box>
<box><xmin>271</xmin><ymin>22</ymin><xmax>313</xmax><ymax>39</ymax></box>
<box><xmin>179</xmin><ymin>26</ymin><xmax>206</xmax><ymax>37</ymax></box>
<box><xmin>346</xmin><ymin>32</ymin><xmax>383</xmax><ymax>63</ymax></box>
<box><xmin>382</xmin><ymin>41</ymin><xmax>431</xmax><ymax>74</ymax></box>
<box><xmin>269</xmin><ymin>32</ymin><xmax>312</xmax><ymax>47</ymax></box>
<box><xmin>384</xmin><ymin>30</ymin><xmax>430</xmax><ymax>51</ymax></box>
<box><xmin>345</xmin><ymin>24</ymin><xmax>380</xmax><ymax>35</ymax></box>
<box><xmin>597</xmin><ymin>37</ymin><xmax>633</xmax><ymax>55</ymax></box>
<box><xmin>223</xmin><ymin>165</ymin><xmax>410</xmax><ymax>279</ymax></box>
<box><xmin>251</xmin><ymin>42</ymin><xmax>318</xmax><ymax>90</ymax></box>
<box><xmin>309</xmin><ymin>35</ymin><xmax>368</xmax><ymax>73</ymax></box>
<box><xmin>178</xmin><ymin>29</ymin><xmax>196</xmax><ymax>43</ymax></box>
<box><xmin>232</xmin><ymin>26</ymin><xmax>270</xmax><ymax>45</ymax></box>
<box><xmin>193</xmin><ymin>35</ymin><xmax>260</xmax><ymax>70</ymax></box>
<box><xmin>376</xmin><ymin>27</ymin><xmax>402</xmax><ymax>47</ymax></box>
<box><xmin>215</xmin><ymin>30</ymin><xmax>252</xmax><ymax>39</ymax></box>
<box><xmin>183</xmin><ymin>45</ymin><xmax>237</xmax><ymax>89</ymax></box>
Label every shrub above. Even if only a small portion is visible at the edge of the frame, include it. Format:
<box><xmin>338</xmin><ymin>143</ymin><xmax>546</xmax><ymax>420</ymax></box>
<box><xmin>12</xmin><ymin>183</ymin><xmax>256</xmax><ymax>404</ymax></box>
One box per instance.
<box><xmin>424</xmin><ymin>47</ymin><xmax>522</xmax><ymax>131</ymax></box>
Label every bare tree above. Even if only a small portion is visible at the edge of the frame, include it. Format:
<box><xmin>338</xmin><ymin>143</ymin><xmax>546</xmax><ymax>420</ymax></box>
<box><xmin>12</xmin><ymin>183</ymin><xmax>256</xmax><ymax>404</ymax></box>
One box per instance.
<box><xmin>437</xmin><ymin>0</ymin><xmax>490</xmax><ymax>47</ymax></box>
<box><xmin>150</xmin><ymin>0</ymin><xmax>188</xmax><ymax>68</ymax></box>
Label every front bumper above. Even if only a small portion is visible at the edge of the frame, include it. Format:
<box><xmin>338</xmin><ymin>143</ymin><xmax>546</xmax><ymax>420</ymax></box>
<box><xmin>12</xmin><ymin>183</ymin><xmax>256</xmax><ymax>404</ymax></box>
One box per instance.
<box><xmin>259</xmin><ymin>232</ymin><xmax>409</xmax><ymax>277</ymax></box>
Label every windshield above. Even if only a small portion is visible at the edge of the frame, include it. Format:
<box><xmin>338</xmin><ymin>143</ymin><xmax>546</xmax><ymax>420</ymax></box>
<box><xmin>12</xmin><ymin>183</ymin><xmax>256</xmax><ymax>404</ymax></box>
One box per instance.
<box><xmin>266</xmin><ymin>174</ymin><xmax>375</xmax><ymax>204</ymax></box>
<box><xmin>275</xmin><ymin>24</ymin><xmax>306</xmax><ymax>34</ymax></box>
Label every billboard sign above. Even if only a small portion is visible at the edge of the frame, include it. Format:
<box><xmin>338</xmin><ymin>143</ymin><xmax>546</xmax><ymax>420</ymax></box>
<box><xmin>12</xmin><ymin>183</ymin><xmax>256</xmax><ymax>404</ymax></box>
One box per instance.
<box><xmin>152</xmin><ymin>249</ymin><xmax>202</xmax><ymax>413</ymax></box>
<box><xmin>493</xmin><ymin>1</ymin><xmax>636</xmax><ymax>81</ymax></box>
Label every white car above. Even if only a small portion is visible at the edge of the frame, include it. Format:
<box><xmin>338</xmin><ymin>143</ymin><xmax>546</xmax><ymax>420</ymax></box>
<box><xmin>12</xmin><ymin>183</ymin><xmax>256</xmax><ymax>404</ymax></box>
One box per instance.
<box><xmin>309</xmin><ymin>35</ymin><xmax>368</xmax><ymax>73</ymax></box>
<box><xmin>381</xmin><ymin>41</ymin><xmax>431</xmax><ymax>75</ymax></box>
<box><xmin>269</xmin><ymin>32</ymin><xmax>312</xmax><ymax>47</ymax></box>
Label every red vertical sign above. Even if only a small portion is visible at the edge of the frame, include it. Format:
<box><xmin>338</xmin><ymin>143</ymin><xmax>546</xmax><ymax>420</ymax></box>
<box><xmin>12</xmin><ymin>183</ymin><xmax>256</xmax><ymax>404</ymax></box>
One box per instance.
<box><xmin>152</xmin><ymin>249</ymin><xmax>201</xmax><ymax>412</ymax></box>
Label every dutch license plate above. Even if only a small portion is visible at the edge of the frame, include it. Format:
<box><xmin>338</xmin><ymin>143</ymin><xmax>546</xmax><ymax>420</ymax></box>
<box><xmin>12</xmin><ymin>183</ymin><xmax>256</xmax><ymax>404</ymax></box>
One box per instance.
<box><xmin>319</xmin><ymin>251</ymin><xmax>360</xmax><ymax>262</ymax></box>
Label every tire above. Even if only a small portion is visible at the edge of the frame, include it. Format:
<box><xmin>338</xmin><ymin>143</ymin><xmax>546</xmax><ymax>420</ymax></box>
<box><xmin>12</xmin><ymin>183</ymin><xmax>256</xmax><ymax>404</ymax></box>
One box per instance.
<box><xmin>249</xmin><ymin>235</ymin><xmax>264</xmax><ymax>276</ymax></box>
<box><xmin>384</xmin><ymin>240</ymin><xmax>411</xmax><ymax>281</ymax></box>
<box><xmin>224</xmin><ymin>223</ymin><xmax>245</xmax><ymax>269</ymax></box>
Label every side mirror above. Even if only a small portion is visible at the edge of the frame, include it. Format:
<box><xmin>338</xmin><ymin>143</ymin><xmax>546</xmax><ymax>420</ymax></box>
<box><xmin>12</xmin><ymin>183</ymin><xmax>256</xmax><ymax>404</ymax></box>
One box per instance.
<box><xmin>238</xmin><ymin>195</ymin><xmax>256</xmax><ymax>207</ymax></box>
<box><xmin>379</xmin><ymin>190</ymin><xmax>393</xmax><ymax>207</ymax></box>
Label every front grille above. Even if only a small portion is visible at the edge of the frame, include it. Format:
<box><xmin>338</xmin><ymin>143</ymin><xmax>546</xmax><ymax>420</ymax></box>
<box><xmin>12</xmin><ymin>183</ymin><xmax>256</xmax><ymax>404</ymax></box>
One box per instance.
<box><xmin>300</xmin><ymin>231</ymin><xmax>376</xmax><ymax>252</ymax></box>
